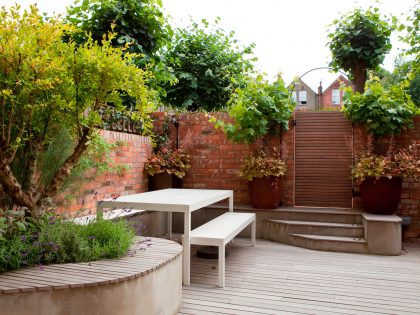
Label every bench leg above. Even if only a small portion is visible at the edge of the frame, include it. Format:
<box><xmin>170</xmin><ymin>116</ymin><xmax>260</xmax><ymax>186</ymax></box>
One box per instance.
<box><xmin>218</xmin><ymin>245</ymin><xmax>225</xmax><ymax>288</ymax></box>
<box><xmin>251</xmin><ymin>220</ymin><xmax>256</xmax><ymax>246</ymax></box>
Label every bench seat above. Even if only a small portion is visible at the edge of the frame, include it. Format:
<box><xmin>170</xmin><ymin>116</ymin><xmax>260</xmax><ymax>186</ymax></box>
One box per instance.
<box><xmin>189</xmin><ymin>212</ymin><xmax>256</xmax><ymax>287</ymax></box>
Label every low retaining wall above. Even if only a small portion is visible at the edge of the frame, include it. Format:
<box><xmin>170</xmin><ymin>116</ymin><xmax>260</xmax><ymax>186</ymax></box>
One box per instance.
<box><xmin>0</xmin><ymin>237</ymin><xmax>182</xmax><ymax>315</ymax></box>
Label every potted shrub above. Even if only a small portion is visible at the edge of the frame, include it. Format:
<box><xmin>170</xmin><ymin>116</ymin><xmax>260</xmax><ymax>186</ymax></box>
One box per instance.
<box><xmin>352</xmin><ymin>144</ymin><xmax>419</xmax><ymax>214</ymax></box>
<box><xmin>144</xmin><ymin>143</ymin><xmax>191</xmax><ymax>190</ymax></box>
<box><xmin>212</xmin><ymin>74</ymin><xmax>295</xmax><ymax>208</ymax></box>
<box><xmin>344</xmin><ymin>77</ymin><xmax>418</xmax><ymax>214</ymax></box>
<box><xmin>240</xmin><ymin>148</ymin><xmax>287</xmax><ymax>209</ymax></box>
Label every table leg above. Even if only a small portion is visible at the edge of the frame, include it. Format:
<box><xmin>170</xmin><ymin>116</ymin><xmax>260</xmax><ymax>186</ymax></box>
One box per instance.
<box><xmin>183</xmin><ymin>211</ymin><xmax>191</xmax><ymax>285</ymax></box>
<box><xmin>167</xmin><ymin>212</ymin><xmax>172</xmax><ymax>239</ymax></box>
<box><xmin>251</xmin><ymin>219</ymin><xmax>256</xmax><ymax>246</ymax></box>
<box><xmin>229</xmin><ymin>195</ymin><xmax>233</xmax><ymax>212</ymax></box>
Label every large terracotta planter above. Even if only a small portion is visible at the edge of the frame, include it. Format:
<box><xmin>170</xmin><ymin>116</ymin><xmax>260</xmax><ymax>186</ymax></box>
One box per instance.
<box><xmin>148</xmin><ymin>173</ymin><xmax>182</xmax><ymax>191</ymax></box>
<box><xmin>359</xmin><ymin>176</ymin><xmax>403</xmax><ymax>215</ymax></box>
<box><xmin>248</xmin><ymin>176</ymin><xmax>283</xmax><ymax>209</ymax></box>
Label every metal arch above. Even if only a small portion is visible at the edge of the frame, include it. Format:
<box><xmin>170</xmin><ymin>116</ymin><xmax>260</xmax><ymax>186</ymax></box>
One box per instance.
<box><xmin>298</xmin><ymin>67</ymin><xmax>349</xmax><ymax>81</ymax></box>
<box><xmin>290</xmin><ymin>67</ymin><xmax>350</xmax><ymax>92</ymax></box>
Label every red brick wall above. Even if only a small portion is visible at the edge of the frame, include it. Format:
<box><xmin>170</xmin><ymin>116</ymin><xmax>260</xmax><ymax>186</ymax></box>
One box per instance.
<box><xmin>151</xmin><ymin>112</ymin><xmax>294</xmax><ymax>206</ymax></box>
<box><xmin>57</xmin><ymin>130</ymin><xmax>152</xmax><ymax>216</ymax></box>
<box><xmin>154</xmin><ymin>112</ymin><xmax>419</xmax><ymax>242</ymax></box>
<box><xmin>353</xmin><ymin>116</ymin><xmax>420</xmax><ymax>242</ymax></box>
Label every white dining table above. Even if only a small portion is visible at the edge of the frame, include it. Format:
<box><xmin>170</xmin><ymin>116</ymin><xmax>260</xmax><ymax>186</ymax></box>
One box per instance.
<box><xmin>96</xmin><ymin>188</ymin><xmax>233</xmax><ymax>285</ymax></box>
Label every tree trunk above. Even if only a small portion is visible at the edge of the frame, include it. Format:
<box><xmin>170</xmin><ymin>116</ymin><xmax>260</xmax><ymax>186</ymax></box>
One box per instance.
<box><xmin>39</xmin><ymin>128</ymin><xmax>91</xmax><ymax>208</ymax></box>
<box><xmin>0</xmin><ymin>156</ymin><xmax>36</xmax><ymax>211</ymax></box>
<box><xmin>352</xmin><ymin>61</ymin><xmax>367</xmax><ymax>93</ymax></box>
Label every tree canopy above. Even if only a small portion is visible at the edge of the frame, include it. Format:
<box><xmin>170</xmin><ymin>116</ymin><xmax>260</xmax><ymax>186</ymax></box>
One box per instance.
<box><xmin>0</xmin><ymin>5</ymin><xmax>154</xmax><ymax>215</ymax></box>
<box><xmin>161</xmin><ymin>20</ymin><xmax>256</xmax><ymax>111</ymax></box>
<box><xmin>66</xmin><ymin>0</ymin><xmax>175</xmax><ymax>98</ymax></box>
<box><xmin>212</xmin><ymin>75</ymin><xmax>295</xmax><ymax>144</ymax></box>
<box><xmin>327</xmin><ymin>7</ymin><xmax>395</xmax><ymax>93</ymax></box>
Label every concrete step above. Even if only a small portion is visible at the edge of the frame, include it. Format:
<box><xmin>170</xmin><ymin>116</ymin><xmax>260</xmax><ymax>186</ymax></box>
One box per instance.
<box><xmin>290</xmin><ymin>234</ymin><xmax>368</xmax><ymax>254</ymax></box>
<box><xmin>206</xmin><ymin>204</ymin><xmax>363</xmax><ymax>225</ymax></box>
<box><xmin>264</xmin><ymin>219</ymin><xmax>364</xmax><ymax>237</ymax></box>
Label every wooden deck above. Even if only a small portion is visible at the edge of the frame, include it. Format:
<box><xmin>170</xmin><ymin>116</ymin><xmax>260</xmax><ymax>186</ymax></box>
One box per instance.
<box><xmin>180</xmin><ymin>239</ymin><xmax>420</xmax><ymax>315</ymax></box>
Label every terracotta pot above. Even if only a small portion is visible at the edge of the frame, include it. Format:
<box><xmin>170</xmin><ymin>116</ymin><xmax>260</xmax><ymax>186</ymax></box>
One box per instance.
<box><xmin>248</xmin><ymin>176</ymin><xmax>283</xmax><ymax>209</ymax></box>
<box><xmin>359</xmin><ymin>176</ymin><xmax>402</xmax><ymax>215</ymax></box>
<box><xmin>148</xmin><ymin>173</ymin><xmax>182</xmax><ymax>191</ymax></box>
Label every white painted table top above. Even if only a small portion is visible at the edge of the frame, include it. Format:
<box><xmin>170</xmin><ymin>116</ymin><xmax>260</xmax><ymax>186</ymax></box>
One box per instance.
<box><xmin>99</xmin><ymin>188</ymin><xmax>233</xmax><ymax>213</ymax></box>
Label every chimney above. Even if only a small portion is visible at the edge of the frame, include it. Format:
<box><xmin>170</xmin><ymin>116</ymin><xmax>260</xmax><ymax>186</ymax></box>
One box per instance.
<box><xmin>317</xmin><ymin>81</ymin><xmax>323</xmax><ymax>110</ymax></box>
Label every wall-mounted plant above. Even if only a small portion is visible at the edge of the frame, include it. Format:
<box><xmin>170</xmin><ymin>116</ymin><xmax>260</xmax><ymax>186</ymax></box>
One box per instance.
<box><xmin>343</xmin><ymin>77</ymin><xmax>416</xmax><ymax>137</ymax></box>
<box><xmin>211</xmin><ymin>74</ymin><xmax>295</xmax><ymax>144</ymax></box>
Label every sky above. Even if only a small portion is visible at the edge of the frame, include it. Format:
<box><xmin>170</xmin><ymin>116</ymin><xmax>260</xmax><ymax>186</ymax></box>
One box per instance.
<box><xmin>2</xmin><ymin>0</ymin><xmax>417</xmax><ymax>90</ymax></box>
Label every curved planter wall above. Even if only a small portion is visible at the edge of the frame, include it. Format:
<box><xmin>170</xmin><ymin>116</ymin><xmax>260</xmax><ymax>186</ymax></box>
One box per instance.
<box><xmin>0</xmin><ymin>237</ymin><xmax>182</xmax><ymax>315</ymax></box>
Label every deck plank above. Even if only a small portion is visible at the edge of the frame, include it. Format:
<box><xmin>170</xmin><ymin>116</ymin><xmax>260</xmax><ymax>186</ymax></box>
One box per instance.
<box><xmin>179</xmin><ymin>239</ymin><xmax>420</xmax><ymax>315</ymax></box>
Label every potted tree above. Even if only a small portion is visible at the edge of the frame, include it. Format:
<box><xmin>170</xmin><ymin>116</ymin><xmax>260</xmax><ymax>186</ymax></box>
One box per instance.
<box><xmin>344</xmin><ymin>77</ymin><xmax>418</xmax><ymax>214</ymax></box>
<box><xmin>212</xmin><ymin>74</ymin><xmax>295</xmax><ymax>209</ymax></box>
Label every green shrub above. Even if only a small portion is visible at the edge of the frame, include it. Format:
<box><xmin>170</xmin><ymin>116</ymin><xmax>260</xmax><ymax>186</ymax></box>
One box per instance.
<box><xmin>0</xmin><ymin>213</ymin><xmax>135</xmax><ymax>273</ymax></box>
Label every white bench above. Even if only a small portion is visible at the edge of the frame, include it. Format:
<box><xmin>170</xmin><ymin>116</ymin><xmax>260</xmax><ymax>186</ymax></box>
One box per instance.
<box><xmin>189</xmin><ymin>212</ymin><xmax>256</xmax><ymax>287</ymax></box>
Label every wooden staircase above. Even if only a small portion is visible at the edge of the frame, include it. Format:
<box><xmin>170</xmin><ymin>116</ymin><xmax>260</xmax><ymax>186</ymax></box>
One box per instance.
<box><xmin>262</xmin><ymin>208</ymin><xmax>369</xmax><ymax>254</ymax></box>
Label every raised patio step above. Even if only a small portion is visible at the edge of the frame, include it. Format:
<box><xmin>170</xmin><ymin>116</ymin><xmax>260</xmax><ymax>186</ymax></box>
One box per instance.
<box><xmin>290</xmin><ymin>233</ymin><xmax>368</xmax><ymax>254</ymax></box>
<box><xmin>264</xmin><ymin>219</ymin><xmax>364</xmax><ymax>237</ymax></box>
<box><xmin>205</xmin><ymin>204</ymin><xmax>363</xmax><ymax>224</ymax></box>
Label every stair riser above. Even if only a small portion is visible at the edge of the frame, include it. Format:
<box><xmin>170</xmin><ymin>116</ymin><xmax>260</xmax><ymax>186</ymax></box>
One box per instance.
<box><xmin>286</xmin><ymin>224</ymin><xmax>363</xmax><ymax>237</ymax></box>
<box><xmin>262</xmin><ymin>222</ymin><xmax>368</xmax><ymax>254</ymax></box>
<box><xmin>263</xmin><ymin>221</ymin><xmax>363</xmax><ymax>239</ymax></box>
<box><xmin>290</xmin><ymin>235</ymin><xmax>369</xmax><ymax>254</ymax></box>
<box><xmin>268</xmin><ymin>212</ymin><xmax>362</xmax><ymax>224</ymax></box>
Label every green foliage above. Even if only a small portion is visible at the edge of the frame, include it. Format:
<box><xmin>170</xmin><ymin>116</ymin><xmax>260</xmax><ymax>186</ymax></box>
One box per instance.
<box><xmin>399</xmin><ymin>2</ymin><xmax>419</xmax><ymax>65</ymax></box>
<box><xmin>352</xmin><ymin>144</ymin><xmax>420</xmax><ymax>183</ymax></box>
<box><xmin>0</xmin><ymin>213</ymin><xmax>135</xmax><ymax>272</ymax></box>
<box><xmin>67</xmin><ymin>0</ymin><xmax>170</xmax><ymax>55</ymax></box>
<box><xmin>327</xmin><ymin>7</ymin><xmax>395</xmax><ymax>91</ymax></box>
<box><xmin>213</xmin><ymin>75</ymin><xmax>295</xmax><ymax>144</ymax></box>
<box><xmin>408</xmin><ymin>73</ymin><xmax>420</xmax><ymax>107</ymax></box>
<box><xmin>240</xmin><ymin>149</ymin><xmax>287</xmax><ymax>181</ymax></box>
<box><xmin>0</xmin><ymin>5</ymin><xmax>154</xmax><ymax>212</ymax></box>
<box><xmin>162</xmin><ymin>19</ymin><xmax>256</xmax><ymax>111</ymax></box>
<box><xmin>144</xmin><ymin>144</ymin><xmax>191</xmax><ymax>178</ymax></box>
<box><xmin>343</xmin><ymin>77</ymin><xmax>416</xmax><ymax>137</ymax></box>
<box><xmin>66</xmin><ymin>0</ymin><xmax>175</xmax><ymax>100</ymax></box>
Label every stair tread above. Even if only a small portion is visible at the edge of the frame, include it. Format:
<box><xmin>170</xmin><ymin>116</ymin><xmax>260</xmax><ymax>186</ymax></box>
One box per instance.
<box><xmin>207</xmin><ymin>204</ymin><xmax>363</xmax><ymax>215</ymax></box>
<box><xmin>267</xmin><ymin>220</ymin><xmax>363</xmax><ymax>228</ymax></box>
<box><xmin>291</xmin><ymin>233</ymin><xmax>367</xmax><ymax>243</ymax></box>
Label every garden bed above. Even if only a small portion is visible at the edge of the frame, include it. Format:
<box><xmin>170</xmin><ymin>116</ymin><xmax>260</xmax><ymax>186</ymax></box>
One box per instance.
<box><xmin>0</xmin><ymin>237</ymin><xmax>182</xmax><ymax>315</ymax></box>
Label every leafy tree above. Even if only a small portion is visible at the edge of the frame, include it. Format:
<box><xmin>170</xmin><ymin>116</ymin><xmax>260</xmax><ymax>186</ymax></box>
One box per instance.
<box><xmin>212</xmin><ymin>75</ymin><xmax>295</xmax><ymax>144</ymax></box>
<box><xmin>67</xmin><ymin>0</ymin><xmax>170</xmax><ymax>56</ymax></box>
<box><xmin>327</xmin><ymin>7</ymin><xmax>395</xmax><ymax>93</ymax></box>
<box><xmin>162</xmin><ymin>20</ymin><xmax>256</xmax><ymax>111</ymax></box>
<box><xmin>66</xmin><ymin>0</ymin><xmax>174</xmax><ymax>97</ymax></box>
<box><xmin>0</xmin><ymin>5</ymin><xmax>154</xmax><ymax>216</ymax></box>
<box><xmin>374</xmin><ymin>60</ymin><xmax>420</xmax><ymax>108</ymax></box>
<box><xmin>343</xmin><ymin>77</ymin><xmax>416</xmax><ymax>137</ymax></box>
<box><xmin>399</xmin><ymin>2</ymin><xmax>420</xmax><ymax>108</ymax></box>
